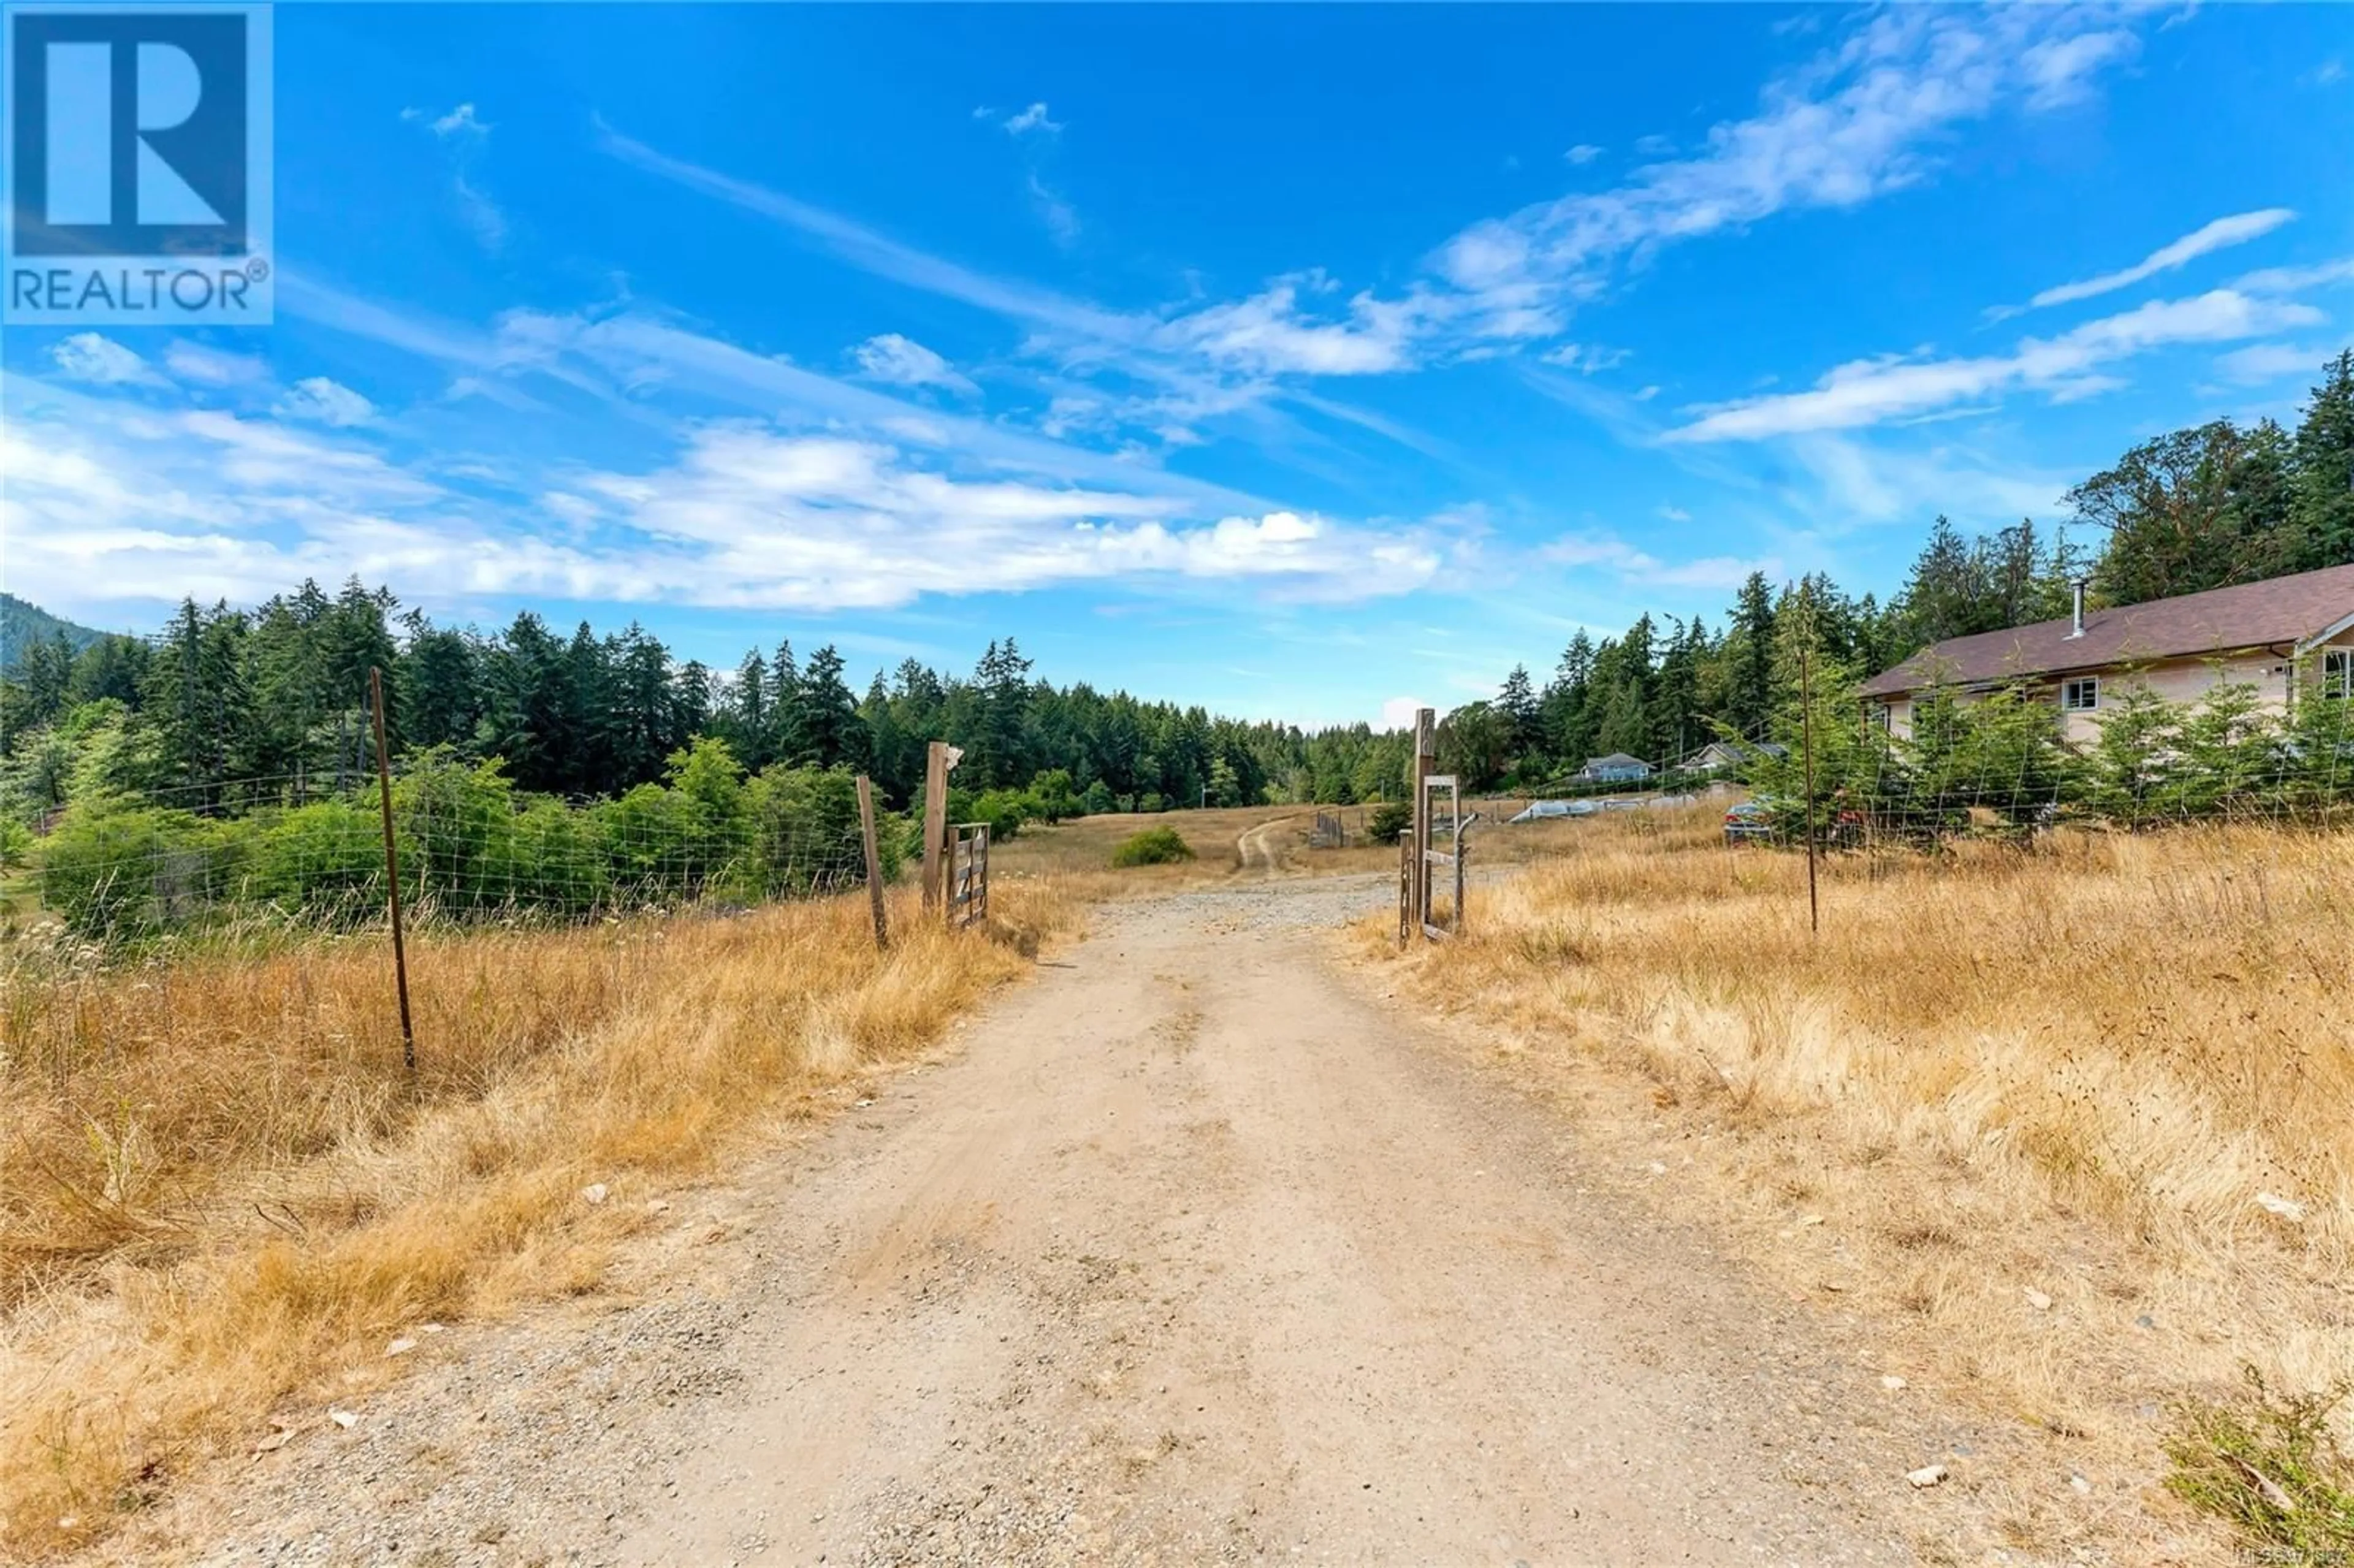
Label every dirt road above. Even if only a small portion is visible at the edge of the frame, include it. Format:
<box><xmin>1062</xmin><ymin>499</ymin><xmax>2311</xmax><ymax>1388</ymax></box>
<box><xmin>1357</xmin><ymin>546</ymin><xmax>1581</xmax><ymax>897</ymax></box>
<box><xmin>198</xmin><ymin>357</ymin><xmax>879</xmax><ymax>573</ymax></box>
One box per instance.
<box><xmin>1232</xmin><ymin>814</ymin><xmax>1300</xmax><ymax>872</ymax></box>
<box><xmin>184</xmin><ymin>877</ymin><xmax>1992</xmax><ymax>1566</ymax></box>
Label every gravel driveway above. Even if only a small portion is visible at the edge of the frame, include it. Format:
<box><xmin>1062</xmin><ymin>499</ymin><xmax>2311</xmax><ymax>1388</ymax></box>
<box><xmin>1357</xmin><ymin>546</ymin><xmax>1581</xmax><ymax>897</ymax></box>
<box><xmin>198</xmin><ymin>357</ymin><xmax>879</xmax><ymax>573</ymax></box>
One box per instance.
<box><xmin>147</xmin><ymin>872</ymin><xmax>2003</xmax><ymax>1567</ymax></box>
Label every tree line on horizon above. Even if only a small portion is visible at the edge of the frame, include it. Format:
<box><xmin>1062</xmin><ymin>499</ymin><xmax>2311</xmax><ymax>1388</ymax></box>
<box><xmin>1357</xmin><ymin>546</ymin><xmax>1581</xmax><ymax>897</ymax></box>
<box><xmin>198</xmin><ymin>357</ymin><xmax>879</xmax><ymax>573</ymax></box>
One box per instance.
<box><xmin>1</xmin><ymin>349</ymin><xmax>2348</xmax><ymax>820</ymax></box>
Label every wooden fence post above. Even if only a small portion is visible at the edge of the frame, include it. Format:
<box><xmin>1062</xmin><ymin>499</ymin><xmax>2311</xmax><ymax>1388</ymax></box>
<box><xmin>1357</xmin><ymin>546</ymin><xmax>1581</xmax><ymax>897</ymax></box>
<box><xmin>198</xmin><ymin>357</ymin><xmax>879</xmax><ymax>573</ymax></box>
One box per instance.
<box><xmin>921</xmin><ymin>741</ymin><xmax>950</xmax><ymax>911</ymax></box>
<box><xmin>1409</xmin><ymin>707</ymin><xmax>1436</xmax><ymax>935</ymax></box>
<box><xmin>856</xmin><ymin>774</ymin><xmax>889</xmax><ymax>951</ymax></box>
<box><xmin>368</xmin><ymin>666</ymin><xmax>416</xmax><ymax>1073</ymax></box>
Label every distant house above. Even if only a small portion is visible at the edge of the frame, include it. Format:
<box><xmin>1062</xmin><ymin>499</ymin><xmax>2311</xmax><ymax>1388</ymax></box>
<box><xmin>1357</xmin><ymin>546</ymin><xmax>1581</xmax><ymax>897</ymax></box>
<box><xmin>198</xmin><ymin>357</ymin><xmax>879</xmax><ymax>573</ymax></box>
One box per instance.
<box><xmin>1686</xmin><ymin>739</ymin><xmax>1786</xmax><ymax>775</ymax></box>
<box><xmin>1859</xmin><ymin>564</ymin><xmax>2354</xmax><ymax>744</ymax></box>
<box><xmin>1574</xmin><ymin>752</ymin><xmax>1654</xmax><ymax>784</ymax></box>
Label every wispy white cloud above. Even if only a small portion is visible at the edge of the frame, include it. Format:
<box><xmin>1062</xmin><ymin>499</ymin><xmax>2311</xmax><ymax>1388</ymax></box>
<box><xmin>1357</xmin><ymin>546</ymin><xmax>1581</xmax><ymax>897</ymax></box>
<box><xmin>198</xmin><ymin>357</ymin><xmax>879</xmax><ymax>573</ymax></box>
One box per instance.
<box><xmin>50</xmin><ymin>333</ymin><xmax>165</xmax><ymax>387</ymax></box>
<box><xmin>403</xmin><ymin>102</ymin><xmax>491</xmax><ymax>139</ymax></box>
<box><xmin>850</xmin><ymin>332</ymin><xmax>981</xmax><ymax>397</ymax></box>
<box><xmin>2213</xmin><ymin>342</ymin><xmax>2342</xmax><ymax>386</ymax></box>
<box><xmin>2019</xmin><ymin>28</ymin><xmax>2138</xmax><ymax>110</ymax></box>
<box><xmin>273</xmin><ymin>376</ymin><xmax>379</xmax><ymax>427</ymax></box>
<box><xmin>1431</xmin><ymin>8</ymin><xmax>2147</xmax><ymax>345</ymax></box>
<box><xmin>1563</xmin><ymin>144</ymin><xmax>1604</xmax><ymax>166</ymax></box>
<box><xmin>598</xmin><ymin>121</ymin><xmax>1137</xmax><ymax>345</ymax></box>
<box><xmin>452</xmin><ymin>173</ymin><xmax>509</xmax><ymax>252</ymax></box>
<box><xmin>1669</xmin><ymin>288</ymin><xmax>2326</xmax><ymax>441</ymax></box>
<box><xmin>1027</xmin><ymin>172</ymin><xmax>1080</xmax><ymax>248</ymax></box>
<box><xmin>404</xmin><ymin>101</ymin><xmax>507</xmax><ymax>251</ymax></box>
<box><xmin>2233</xmin><ymin>256</ymin><xmax>2354</xmax><ymax>295</ymax></box>
<box><xmin>1783</xmin><ymin>433</ymin><xmax>2073</xmax><ymax>527</ymax></box>
<box><xmin>1541</xmin><ymin>531</ymin><xmax>1777</xmax><ymax>592</ymax></box>
<box><xmin>990</xmin><ymin>102</ymin><xmax>1064</xmax><ymax>137</ymax></box>
<box><xmin>163</xmin><ymin>341</ymin><xmax>269</xmax><ymax>386</ymax></box>
<box><xmin>3</xmin><ymin>378</ymin><xmax>1444</xmax><ymax>615</ymax></box>
<box><xmin>1154</xmin><ymin>275</ymin><xmax>1422</xmax><ymax>376</ymax></box>
<box><xmin>1995</xmin><ymin>208</ymin><xmax>2296</xmax><ymax>317</ymax></box>
<box><xmin>1540</xmin><ymin>342</ymin><xmax>1632</xmax><ymax>374</ymax></box>
<box><xmin>599</xmin><ymin>5</ymin><xmax>2152</xmax><ymax>424</ymax></box>
<box><xmin>280</xmin><ymin>272</ymin><xmax>503</xmax><ymax>367</ymax></box>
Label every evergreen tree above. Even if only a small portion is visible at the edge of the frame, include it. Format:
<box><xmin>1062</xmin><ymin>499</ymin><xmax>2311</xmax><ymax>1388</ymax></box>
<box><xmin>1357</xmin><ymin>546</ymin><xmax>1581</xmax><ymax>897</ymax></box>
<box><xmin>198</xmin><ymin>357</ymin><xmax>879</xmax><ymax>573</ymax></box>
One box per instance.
<box><xmin>794</xmin><ymin>644</ymin><xmax>866</xmax><ymax>771</ymax></box>
<box><xmin>1724</xmin><ymin>572</ymin><xmax>1777</xmax><ymax>737</ymax></box>
<box><xmin>2291</xmin><ymin>349</ymin><xmax>2354</xmax><ymax>568</ymax></box>
<box><xmin>1542</xmin><ymin>630</ymin><xmax>1597</xmax><ymax>765</ymax></box>
<box><xmin>1497</xmin><ymin>664</ymin><xmax>1540</xmax><ymax>755</ymax></box>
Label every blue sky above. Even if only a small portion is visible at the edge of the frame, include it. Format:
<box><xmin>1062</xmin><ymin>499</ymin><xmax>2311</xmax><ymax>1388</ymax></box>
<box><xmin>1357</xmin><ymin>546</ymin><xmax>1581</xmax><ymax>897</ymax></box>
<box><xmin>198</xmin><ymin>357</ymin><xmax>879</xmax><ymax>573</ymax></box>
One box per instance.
<box><xmin>6</xmin><ymin>2</ymin><xmax>2352</xmax><ymax>727</ymax></box>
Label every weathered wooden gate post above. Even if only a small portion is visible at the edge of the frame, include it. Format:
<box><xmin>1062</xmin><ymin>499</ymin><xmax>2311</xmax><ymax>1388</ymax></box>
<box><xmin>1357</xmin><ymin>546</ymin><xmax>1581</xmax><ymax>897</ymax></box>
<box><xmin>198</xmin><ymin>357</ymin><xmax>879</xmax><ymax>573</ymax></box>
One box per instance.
<box><xmin>920</xmin><ymin>742</ymin><xmax>952</xmax><ymax>912</ymax></box>
<box><xmin>856</xmin><ymin>774</ymin><xmax>889</xmax><ymax>950</ymax></box>
<box><xmin>1410</xmin><ymin>707</ymin><xmax>1436</xmax><ymax>935</ymax></box>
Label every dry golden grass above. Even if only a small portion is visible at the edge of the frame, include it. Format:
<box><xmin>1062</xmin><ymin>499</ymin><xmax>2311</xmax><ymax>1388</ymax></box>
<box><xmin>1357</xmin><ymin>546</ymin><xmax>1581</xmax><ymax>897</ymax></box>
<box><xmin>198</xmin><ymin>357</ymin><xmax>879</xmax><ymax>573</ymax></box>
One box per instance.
<box><xmin>991</xmin><ymin>804</ymin><xmax>1310</xmax><ymax>881</ymax></box>
<box><xmin>1362</xmin><ymin>805</ymin><xmax>2354</xmax><ymax>1557</ymax></box>
<box><xmin>0</xmin><ymin>878</ymin><xmax>1083</xmax><ymax>1559</ymax></box>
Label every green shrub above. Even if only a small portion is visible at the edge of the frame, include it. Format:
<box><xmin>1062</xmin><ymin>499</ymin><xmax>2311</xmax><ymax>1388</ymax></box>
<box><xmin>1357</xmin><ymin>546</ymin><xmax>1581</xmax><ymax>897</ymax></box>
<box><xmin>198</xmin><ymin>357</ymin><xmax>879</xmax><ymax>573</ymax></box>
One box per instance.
<box><xmin>489</xmin><ymin>797</ymin><xmax>610</xmax><ymax>914</ymax></box>
<box><xmin>1111</xmin><ymin>826</ymin><xmax>1195</xmax><ymax>867</ymax></box>
<box><xmin>2165</xmin><ymin>1366</ymin><xmax>2354</xmax><ymax>1556</ymax></box>
<box><xmin>1366</xmin><ymin>800</ymin><xmax>1411</xmax><ymax>843</ymax></box>
<box><xmin>1028</xmin><ymin>769</ymin><xmax>1081</xmax><ymax>823</ymax></box>
<box><xmin>247</xmin><ymin>801</ymin><xmax>391</xmax><ymax>914</ymax></box>
<box><xmin>967</xmin><ymin>787</ymin><xmax>1036</xmax><ymax>842</ymax></box>
<box><xmin>37</xmin><ymin>804</ymin><xmax>249</xmax><ymax>937</ymax></box>
<box><xmin>740</xmin><ymin>764</ymin><xmax>863</xmax><ymax>898</ymax></box>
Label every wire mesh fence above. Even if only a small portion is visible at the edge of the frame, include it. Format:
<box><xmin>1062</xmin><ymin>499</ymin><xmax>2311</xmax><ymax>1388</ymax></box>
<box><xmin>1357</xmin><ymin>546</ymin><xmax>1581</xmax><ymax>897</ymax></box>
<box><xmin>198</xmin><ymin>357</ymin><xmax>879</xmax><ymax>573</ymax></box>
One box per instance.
<box><xmin>9</xmin><ymin>744</ymin><xmax>900</xmax><ymax>949</ymax></box>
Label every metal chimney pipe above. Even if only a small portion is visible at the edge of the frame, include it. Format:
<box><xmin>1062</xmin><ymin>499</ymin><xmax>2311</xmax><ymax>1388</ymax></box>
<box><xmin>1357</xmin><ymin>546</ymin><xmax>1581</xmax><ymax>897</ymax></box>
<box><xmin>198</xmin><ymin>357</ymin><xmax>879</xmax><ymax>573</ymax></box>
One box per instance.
<box><xmin>2069</xmin><ymin>579</ymin><xmax>2086</xmax><ymax>639</ymax></box>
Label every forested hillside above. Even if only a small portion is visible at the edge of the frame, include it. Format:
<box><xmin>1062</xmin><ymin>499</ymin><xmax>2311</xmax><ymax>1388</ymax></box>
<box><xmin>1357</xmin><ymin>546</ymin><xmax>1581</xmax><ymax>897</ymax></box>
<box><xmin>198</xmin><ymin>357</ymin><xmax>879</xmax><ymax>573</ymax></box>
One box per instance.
<box><xmin>0</xmin><ymin>595</ymin><xmax>107</xmax><ymax>669</ymax></box>
<box><xmin>1</xmin><ymin>351</ymin><xmax>2347</xmax><ymax>817</ymax></box>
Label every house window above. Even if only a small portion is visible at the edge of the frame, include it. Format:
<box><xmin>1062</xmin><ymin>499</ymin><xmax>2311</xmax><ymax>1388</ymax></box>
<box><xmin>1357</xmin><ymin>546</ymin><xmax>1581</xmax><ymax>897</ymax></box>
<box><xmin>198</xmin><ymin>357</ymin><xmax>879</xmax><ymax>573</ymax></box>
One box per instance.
<box><xmin>2326</xmin><ymin>650</ymin><xmax>2354</xmax><ymax>700</ymax></box>
<box><xmin>1870</xmin><ymin>704</ymin><xmax>1892</xmax><ymax>732</ymax></box>
<box><xmin>2060</xmin><ymin>677</ymin><xmax>2100</xmax><ymax>713</ymax></box>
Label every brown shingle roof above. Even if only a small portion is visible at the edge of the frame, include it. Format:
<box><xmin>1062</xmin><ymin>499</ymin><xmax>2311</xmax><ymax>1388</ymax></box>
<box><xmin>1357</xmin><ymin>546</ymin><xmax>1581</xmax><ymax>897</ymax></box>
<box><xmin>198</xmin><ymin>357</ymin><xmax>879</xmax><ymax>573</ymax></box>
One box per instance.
<box><xmin>1859</xmin><ymin>563</ymin><xmax>2354</xmax><ymax>698</ymax></box>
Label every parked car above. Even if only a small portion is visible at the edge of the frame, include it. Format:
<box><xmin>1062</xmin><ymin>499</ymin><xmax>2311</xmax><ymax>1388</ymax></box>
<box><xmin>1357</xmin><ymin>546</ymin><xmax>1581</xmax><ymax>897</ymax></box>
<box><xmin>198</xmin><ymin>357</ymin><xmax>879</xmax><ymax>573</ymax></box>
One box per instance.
<box><xmin>1725</xmin><ymin>796</ymin><xmax>1872</xmax><ymax>847</ymax></box>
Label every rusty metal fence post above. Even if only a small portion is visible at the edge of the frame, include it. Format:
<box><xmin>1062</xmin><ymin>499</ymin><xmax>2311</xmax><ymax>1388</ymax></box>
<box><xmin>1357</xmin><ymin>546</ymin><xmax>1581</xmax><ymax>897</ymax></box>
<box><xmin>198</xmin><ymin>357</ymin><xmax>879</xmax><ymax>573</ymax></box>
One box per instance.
<box><xmin>368</xmin><ymin>666</ymin><xmax>416</xmax><ymax>1073</ymax></box>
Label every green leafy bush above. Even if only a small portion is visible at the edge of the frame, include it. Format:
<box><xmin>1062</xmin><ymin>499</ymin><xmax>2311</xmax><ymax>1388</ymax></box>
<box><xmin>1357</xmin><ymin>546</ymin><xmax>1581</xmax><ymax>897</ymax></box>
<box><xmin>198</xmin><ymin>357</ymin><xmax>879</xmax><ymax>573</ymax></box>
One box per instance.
<box><xmin>247</xmin><ymin>801</ymin><xmax>392</xmax><ymax>914</ymax></box>
<box><xmin>1110</xmin><ymin>826</ymin><xmax>1195</xmax><ymax>867</ymax></box>
<box><xmin>1366</xmin><ymin>801</ymin><xmax>1411</xmax><ymax>843</ymax></box>
<box><xmin>37</xmin><ymin>804</ymin><xmax>251</xmax><ymax>937</ymax></box>
<box><xmin>2165</xmin><ymin>1366</ymin><xmax>2354</xmax><ymax>1556</ymax></box>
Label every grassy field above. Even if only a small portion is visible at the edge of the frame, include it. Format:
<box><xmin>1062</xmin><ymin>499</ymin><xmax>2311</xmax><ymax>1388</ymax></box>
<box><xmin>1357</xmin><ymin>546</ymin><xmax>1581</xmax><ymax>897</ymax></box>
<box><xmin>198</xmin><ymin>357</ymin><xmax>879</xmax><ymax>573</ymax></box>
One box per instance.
<box><xmin>1360</xmin><ymin>804</ymin><xmax>2354</xmax><ymax>1556</ymax></box>
<box><xmin>0</xmin><ymin>877</ymin><xmax>1085</xmax><ymax>1559</ymax></box>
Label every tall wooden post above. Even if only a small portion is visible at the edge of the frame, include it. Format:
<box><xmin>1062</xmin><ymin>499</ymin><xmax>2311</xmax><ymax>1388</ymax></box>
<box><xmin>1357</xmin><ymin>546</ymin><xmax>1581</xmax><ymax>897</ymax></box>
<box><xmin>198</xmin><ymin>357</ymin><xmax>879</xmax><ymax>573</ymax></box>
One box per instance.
<box><xmin>921</xmin><ymin>741</ymin><xmax>951</xmax><ymax>911</ymax></box>
<box><xmin>1409</xmin><ymin>707</ymin><xmax>1436</xmax><ymax>935</ymax></box>
<box><xmin>856</xmin><ymin>774</ymin><xmax>889</xmax><ymax>951</ymax></box>
<box><xmin>368</xmin><ymin>667</ymin><xmax>416</xmax><ymax>1073</ymax></box>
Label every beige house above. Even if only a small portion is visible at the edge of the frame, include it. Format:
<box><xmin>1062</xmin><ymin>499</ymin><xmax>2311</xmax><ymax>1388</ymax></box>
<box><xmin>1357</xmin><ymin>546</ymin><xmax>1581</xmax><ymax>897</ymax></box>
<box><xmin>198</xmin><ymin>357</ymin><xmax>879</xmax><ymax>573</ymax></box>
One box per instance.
<box><xmin>1859</xmin><ymin>563</ymin><xmax>2354</xmax><ymax>744</ymax></box>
